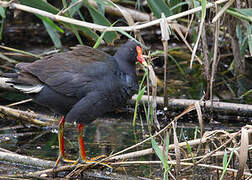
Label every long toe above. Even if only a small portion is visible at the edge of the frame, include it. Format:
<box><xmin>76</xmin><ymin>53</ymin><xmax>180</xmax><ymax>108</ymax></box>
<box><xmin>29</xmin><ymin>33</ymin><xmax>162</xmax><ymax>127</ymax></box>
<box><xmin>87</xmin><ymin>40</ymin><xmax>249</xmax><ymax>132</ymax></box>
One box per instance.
<box><xmin>54</xmin><ymin>154</ymin><xmax>76</xmax><ymax>169</ymax></box>
<box><xmin>76</xmin><ymin>155</ymin><xmax>112</xmax><ymax>169</ymax></box>
<box><xmin>85</xmin><ymin>159</ymin><xmax>112</xmax><ymax>170</ymax></box>
<box><xmin>90</xmin><ymin>155</ymin><xmax>106</xmax><ymax>161</ymax></box>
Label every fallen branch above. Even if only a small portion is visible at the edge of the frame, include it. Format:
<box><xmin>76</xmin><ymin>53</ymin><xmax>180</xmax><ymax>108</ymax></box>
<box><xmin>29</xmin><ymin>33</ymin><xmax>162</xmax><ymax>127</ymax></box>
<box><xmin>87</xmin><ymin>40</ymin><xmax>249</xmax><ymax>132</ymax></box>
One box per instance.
<box><xmin>131</xmin><ymin>95</ymin><xmax>252</xmax><ymax>117</ymax></box>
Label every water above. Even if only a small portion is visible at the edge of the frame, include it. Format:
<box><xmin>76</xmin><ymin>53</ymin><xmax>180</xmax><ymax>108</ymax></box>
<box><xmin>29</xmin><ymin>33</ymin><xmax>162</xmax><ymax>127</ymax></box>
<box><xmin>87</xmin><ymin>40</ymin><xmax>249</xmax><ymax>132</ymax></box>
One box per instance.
<box><xmin>0</xmin><ymin>108</ymin><xmax>247</xmax><ymax>179</ymax></box>
<box><xmin>0</xmin><ymin>111</ymin><xmax>160</xmax><ymax>177</ymax></box>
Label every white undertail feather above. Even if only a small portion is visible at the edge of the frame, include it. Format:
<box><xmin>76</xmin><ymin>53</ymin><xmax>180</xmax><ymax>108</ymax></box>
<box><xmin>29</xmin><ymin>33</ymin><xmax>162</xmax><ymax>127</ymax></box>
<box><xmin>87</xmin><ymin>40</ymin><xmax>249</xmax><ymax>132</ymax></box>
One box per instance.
<box><xmin>0</xmin><ymin>78</ymin><xmax>14</xmax><ymax>89</ymax></box>
<box><xmin>13</xmin><ymin>84</ymin><xmax>44</xmax><ymax>93</ymax></box>
<box><xmin>0</xmin><ymin>77</ymin><xmax>44</xmax><ymax>93</ymax></box>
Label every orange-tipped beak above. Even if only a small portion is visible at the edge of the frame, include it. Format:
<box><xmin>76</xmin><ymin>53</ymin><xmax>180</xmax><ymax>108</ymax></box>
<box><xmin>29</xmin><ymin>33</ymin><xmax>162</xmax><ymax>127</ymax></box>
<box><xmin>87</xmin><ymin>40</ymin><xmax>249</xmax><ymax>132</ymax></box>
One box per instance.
<box><xmin>136</xmin><ymin>46</ymin><xmax>147</xmax><ymax>67</ymax></box>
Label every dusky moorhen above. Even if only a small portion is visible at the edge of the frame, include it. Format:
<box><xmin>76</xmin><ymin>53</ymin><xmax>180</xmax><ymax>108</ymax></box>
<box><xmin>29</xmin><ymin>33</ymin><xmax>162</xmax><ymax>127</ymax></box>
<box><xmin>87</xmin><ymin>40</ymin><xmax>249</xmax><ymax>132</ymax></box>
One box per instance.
<box><xmin>4</xmin><ymin>40</ymin><xmax>147</xmax><ymax>167</ymax></box>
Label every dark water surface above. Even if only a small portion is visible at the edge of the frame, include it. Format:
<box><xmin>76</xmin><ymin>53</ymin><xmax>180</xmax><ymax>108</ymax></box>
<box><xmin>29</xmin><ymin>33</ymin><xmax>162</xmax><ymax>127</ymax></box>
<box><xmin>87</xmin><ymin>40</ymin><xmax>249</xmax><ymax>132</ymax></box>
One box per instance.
<box><xmin>0</xmin><ymin>110</ymin><xmax>160</xmax><ymax>177</ymax></box>
<box><xmin>0</xmin><ymin>108</ymin><xmax>246</xmax><ymax>179</ymax></box>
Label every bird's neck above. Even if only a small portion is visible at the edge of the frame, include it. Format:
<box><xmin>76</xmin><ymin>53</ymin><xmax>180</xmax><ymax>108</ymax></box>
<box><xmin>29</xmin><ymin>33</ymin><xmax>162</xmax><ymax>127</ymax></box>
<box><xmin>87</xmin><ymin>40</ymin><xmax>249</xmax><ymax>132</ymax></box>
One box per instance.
<box><xmin>114</xmin><ymin>55</ymin><xmax>135</xmax><ymax>75</ymax></box>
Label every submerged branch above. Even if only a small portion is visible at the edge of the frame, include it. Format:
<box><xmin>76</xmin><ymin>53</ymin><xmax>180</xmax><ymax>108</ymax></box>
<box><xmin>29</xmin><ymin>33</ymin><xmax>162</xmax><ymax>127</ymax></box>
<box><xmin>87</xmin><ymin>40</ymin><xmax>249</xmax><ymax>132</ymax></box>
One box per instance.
<box><xmin>0</xmin><ymin>105</ymin><xmax>54</xmax><ymax>127</ymax></box>
<box><xmin>0</xmin><ymin>151</ymin><xmax>54</xmax><ymax>168</ymax></box>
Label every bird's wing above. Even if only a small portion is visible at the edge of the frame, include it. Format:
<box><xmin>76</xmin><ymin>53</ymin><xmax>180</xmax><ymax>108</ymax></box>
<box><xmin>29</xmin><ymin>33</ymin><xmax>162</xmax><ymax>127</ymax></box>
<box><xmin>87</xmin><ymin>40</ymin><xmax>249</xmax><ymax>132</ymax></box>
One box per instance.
<box><xmin>16</xmin><ymin>45</ymin><xmax>117</xmax><ymax>97</ymax></box>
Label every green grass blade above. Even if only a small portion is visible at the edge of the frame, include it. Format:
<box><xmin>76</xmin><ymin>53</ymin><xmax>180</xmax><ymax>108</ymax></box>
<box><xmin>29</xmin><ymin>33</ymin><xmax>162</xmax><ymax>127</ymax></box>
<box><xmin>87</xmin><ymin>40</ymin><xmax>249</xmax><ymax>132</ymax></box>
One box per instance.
<box><xmin>93</xmin><ymin>31</ymin><xmax>106</xmax><ymax>49</ymax></box>
<box><xmin>20</xmin><ymin>0</ymin><xmax>99</xmax><ymax>43</ymax></box>
<box><xmin>72</xmin><ymin>26</ymin><xmax>84</xmax><ymax>45</ymax></box>
<box><xmin>139</xmin><ymin>69</ymin><xmax>147</xmax><ymax>90</ymax></box>
<box><xmin>167</xmin><ymin>54</ymin><xmax>185</xmax><ymax>75</ymax></box>
<box><xmin>136</xmin><ymin>86</ymin><xmax>146</xmax><ymax>102</ymax></box>
<box><xmin>240</xmin><ymin>89</ymin><xmax>252</xmax><ymax>98</ymax></box>
<box><xmin>146</xmin><ymin>0</ymin><xmax>172</xmax><ymax>18</ymax></box>
<box><xmin>39</xmin><ymin>16</ymin><xmax>64</xmax><ymax>33</ymax></box>
<box><xmin>222</xmin><ymin>150</ymin><xmax>228</xmax><ymax>166</ymax></box>
<box><xmin>164</xmin><ymin>169</ymin><xmax>168</xmax><ymax>180</ymax></box>
<box><xmin>97</xmin><ymin>2</ymin><xmax>105</xmax><ymax>15</ymax></box>
<box><xmin>192</xmin><ymin>0</ymin><xmax>201</xmax><ymax>19</ymax></box>
<box><xmin>41</xmin><ymin>18</ymin><xmax>62</xmax><ymax>48</ymax></box>
<box><xmin>232</xmin><ymin>8</ymin><xmax>252</xmax><ymax>16</ymax></box>
<box><xmin>19</xmin><ymin>0</ymin><xmax>59</xmax><ymax>14</ymax></box>
<box><xmin>75</xmin><ymin>25</ymin><xmax>99</xmax><ymax>41</ymax></box>
<box><xmin>133</xmin><ymin>86</ymin><xmax>146</xmax><ymax>127</ymax></box>
<box><xmin>94</xmin><ymin>0</ymin><xmax>115</xmax><ymax>7</ymax></box>
<box><xmin>247</xmin><ymin>23</ymin><xmax>252</xmax><ymax>56</ymax></box>
<box><xmin>0</xmin><ymin>4</ymin><xmax>5</xmax><ymax>18</ymax></box>
<box><xmin>170</xmin><ymin>1</ymin><xmax>191</xmax><ymax>13</ymax></box>
<box><xmin>220</xmin><ymin>148</ymin><xmax>235</xmax><ymax>180</ymax></box>
<box><xmin>114</xmin><ymin>28</ymin><xmax>147</xmax><ymax>49</ymax></box>
<box><xmin>0</xmin><ymin>6</ymin><xmax>5</xmax><ymax>40</ymax></box>
<box><xmin>186</xmin><ymin>140</ymin><xmax>195</xmax><ymax>163</ymax></box>
<box><xmin>226</xmin><ymin>8</ymin><xmax>252</xmax><ymax>23</ymax></box>
<box><xmin>84</xmin><ymin>0</ymin><xmax>119</xmax><ymax>44</ymax></box>
<box><xmin>68</xmin><ymin>0</ymin><xmax>84</xmax><ymax>17</ymax></box>
<box><xmin>151</xmin><ymin>137</ymin><xmax>167</xmax><ymax>168</ymax></box>
<box><xmin>201</xmin><ymin>0</ymin><xmax>207</xmax><ymax>19</ymax></box>
<box><xmin>133</xmin><ymin>70</ymin><xmax>147</xmax><ymax>127</ymax></box>
<box><xmin>93</xmin><ymin>21</ymin><xmax>119</xmax><ymax>48</ymax></box>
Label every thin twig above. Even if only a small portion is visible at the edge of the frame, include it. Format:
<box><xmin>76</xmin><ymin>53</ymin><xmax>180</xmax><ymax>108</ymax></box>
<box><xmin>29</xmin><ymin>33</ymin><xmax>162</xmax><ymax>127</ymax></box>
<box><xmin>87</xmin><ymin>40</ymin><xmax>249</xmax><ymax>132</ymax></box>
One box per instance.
<box><xmin>210</xmin><ymin>5</ymin><xmax>220</xmax><ymax>122</ymax></box>
<box><xmin>0</xmin><ymin>0</ymin><xmax>228</xmax><ymax>32</ymax></box>
<box><xmin>7</xmin><ymin>98</ymin><xmax>33</xmax><ymax>107</ymax></box>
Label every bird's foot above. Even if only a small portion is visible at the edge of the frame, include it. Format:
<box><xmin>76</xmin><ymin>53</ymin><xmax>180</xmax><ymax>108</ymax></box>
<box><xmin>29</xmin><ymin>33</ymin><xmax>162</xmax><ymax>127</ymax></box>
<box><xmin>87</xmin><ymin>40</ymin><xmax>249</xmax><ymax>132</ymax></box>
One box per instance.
<box><xmin>54</xmin><ymin>154</ymin><xmax>75</xmax><ymax>169</ymax></box>
<box><xmin>75</xmin><ymin>155</ymin><xmax>112</xmax><ymax>170</ymax></box>
<box><xmin>90</xmin><ymin>154</ymin><xmax>106</xmax><ymax>161</ymax></box>
<box><xmin>82</xmin><ymin>160</ymin><xmax>112</xmax><ymax>170</ymax></box>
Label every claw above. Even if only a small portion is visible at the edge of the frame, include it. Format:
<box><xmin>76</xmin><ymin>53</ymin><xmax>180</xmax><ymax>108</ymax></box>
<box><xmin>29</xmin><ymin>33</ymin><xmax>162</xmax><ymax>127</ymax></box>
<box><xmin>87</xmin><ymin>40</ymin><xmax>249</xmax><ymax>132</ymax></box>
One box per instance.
<box><xmin>90</xmin><ymin>155</ymin><xmax>106</xmax><ymax>161</ymax></box>
<box><xmin>54</xmin><ymin>154</ymin><xmax>75</xmax><ymax>169</ymax></box>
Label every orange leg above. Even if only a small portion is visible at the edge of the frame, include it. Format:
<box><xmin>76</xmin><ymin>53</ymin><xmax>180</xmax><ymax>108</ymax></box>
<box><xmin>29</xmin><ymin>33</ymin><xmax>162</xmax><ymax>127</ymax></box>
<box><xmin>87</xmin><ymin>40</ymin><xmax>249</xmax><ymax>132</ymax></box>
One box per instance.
<box><xmin>77</xmin><ymin>123</ymin><xmax>111</xmax><ymax>168</ymax></box>
<box><xmin>78</xmin><ymin>123</ymin><xmax>87</xmax><ymax>161</ymax></box>
<box><xmin>58</xmin><ymin>116</ymin><xmax>65</xmax><ymax>157</ymax></box>
<box><xmin>54</xmin><ymin>116</ymin><xmax>74</xmax><ymax>168</ymax></box>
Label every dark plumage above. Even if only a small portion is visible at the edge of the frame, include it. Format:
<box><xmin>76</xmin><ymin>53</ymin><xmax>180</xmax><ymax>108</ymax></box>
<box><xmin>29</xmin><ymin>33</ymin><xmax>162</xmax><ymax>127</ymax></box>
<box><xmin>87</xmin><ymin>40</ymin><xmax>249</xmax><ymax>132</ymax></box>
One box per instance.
<box><xmin>4</xmin><ymin>40</ymin><xmax>146</xmax><ymax>166</ymax></box>
<box><xmin>6</xmin><ymin>40</ymin><xmax>141</xmax><ymax>124</ymax></box>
